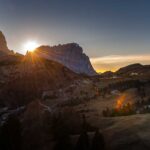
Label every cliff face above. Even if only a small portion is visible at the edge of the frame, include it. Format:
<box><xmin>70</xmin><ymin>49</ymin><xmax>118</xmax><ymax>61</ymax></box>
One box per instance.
<box><xmin>0</xmin><ymin>31</ymin><xmax>10</xmax><ymax>54</ymax></box>
<box><xmin>35</xmin><ymin>43</ymin><xmax>97</xmax><ymax>76</ymax></box>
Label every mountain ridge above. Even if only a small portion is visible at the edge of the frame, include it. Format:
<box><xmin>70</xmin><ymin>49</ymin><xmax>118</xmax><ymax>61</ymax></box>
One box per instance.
<box><xmin>116</xmin><ymin>63</ymin><xmax>150</xmax><ymax>75</ymax></box>
<box><xmin>100</xmin><ymin>63</ymin><xmax>150</xmax><ymax>77</ymax></box>
<box><xmin>35</xmin><ymin>43</ymin><xmax>97</xmax><ymax>76</ymax></box>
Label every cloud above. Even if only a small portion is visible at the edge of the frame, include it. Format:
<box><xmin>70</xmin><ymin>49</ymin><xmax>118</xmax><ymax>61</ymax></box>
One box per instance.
<box><xmin>90</xmin><ymin>54</ymin><xmax>150</xmax><ymax>64</ymax></box>
<box><xmin>90</xmin><ymin>54</ymin><xmax>150</xmax><ymax>72</ymax></box>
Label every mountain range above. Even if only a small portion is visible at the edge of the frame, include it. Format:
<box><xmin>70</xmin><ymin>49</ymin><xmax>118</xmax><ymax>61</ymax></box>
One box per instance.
<box><xmin>100</xmin><ymin>63</ymin><xmax>150</xmax><ymax>78</ymax></box>
<box><xmin>0</xmin><ymin>31</ymin><xmax>98</xmax><ymax>107</ymax></box>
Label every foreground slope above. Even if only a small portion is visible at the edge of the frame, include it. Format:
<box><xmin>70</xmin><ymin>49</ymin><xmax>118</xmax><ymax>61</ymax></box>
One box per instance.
<box><xmin>0</xmin><ymin>52</ymin><xmax>80</xmax><ymax>107</ymax></box>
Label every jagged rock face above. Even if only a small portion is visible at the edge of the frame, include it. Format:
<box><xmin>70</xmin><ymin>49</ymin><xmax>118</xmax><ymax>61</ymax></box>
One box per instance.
<box><xmin>0</xmin><ymin>31</ymin><xmax>10</xmax><ymax>53</ymax></box>
<box><xmin>35</xmin><ymin>43</ymin><xmax>97</xmax><ymax>76</ymax></box>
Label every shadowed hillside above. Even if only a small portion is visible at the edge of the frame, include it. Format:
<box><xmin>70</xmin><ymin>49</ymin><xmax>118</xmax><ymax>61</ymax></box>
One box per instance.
<box><xmin>0</xmin><ymin>52</ymin><xmax>81</xmax><ymax>107</ymax></box>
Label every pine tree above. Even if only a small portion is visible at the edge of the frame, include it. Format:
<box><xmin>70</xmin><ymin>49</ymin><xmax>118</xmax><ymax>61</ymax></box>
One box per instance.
<box><xmin>0</xmin><ymin>115</ymin><xmax>22</xmax><ymax>150</ymax></box>
<box><xmin>53</xmin><ymin>135</ymin><xmax>73</xmax><ymax>150</ymax></box>
<box><xmin>91</xmin><ymin>129</ymin><xmax>105</xmax><ymax>150</ymax></box>
<box><xmin>75</xmin><ymin>114</ymin><xmax>90</xmax><ymax>150</ymax></box>
<box><xmin>75</xmin><ymin>131</ymin><xmax>90</xmax><ymax>150</ymax></box>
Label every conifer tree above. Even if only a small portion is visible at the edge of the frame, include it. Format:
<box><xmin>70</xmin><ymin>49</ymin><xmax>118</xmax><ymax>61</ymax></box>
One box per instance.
<box><xmin>91</xmin><ymin>129</ymin><xmax>105</xmax><ymax>150</ymax></box>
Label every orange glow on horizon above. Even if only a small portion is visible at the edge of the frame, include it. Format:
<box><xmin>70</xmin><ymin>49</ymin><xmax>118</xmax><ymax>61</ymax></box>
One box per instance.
<box><xmin>96</xmin><ymin>68</ymin><xmax>117</xmax><ymax>73</ymax></box>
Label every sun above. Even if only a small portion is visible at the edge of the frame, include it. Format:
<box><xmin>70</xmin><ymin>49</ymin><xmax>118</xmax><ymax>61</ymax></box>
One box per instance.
<box><xmin>23</xmin><ymin>41</ymin><xmax>39</xmax><ymax>52</ymax></box>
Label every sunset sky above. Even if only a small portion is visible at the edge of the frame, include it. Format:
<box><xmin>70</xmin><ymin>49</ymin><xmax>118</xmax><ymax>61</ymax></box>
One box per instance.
<box><xmin>0</xmin><ymin>0</ymin><xmax>150</xmax><ymax>72</ymax></box>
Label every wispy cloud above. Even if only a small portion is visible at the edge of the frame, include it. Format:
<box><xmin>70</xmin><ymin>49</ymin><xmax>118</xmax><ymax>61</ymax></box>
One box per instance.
<box><xmin>91</xmin><ymin>54</ymin><xmax>150</xmax><ymax>64</ymax></box>
<box><xmin>90</xmin><ymin>54</ymin><xmax>150</xmax><ymax>72</ymax></box>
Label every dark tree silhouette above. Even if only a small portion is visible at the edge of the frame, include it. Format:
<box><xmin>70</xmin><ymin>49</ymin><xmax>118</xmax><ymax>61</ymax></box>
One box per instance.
<box><xmin>52</xmin><ymin>111</ymin><xmax>73</xmax><ymax>150</ymax></box>
<box><xmin>138</xmin><ymin>86</ymin><xmax>146</xmax><ymax>100</ymax></box>
<box><xmin>91</xmin><ymin>129</ymin><xmax>105</xmax><ymax>150</ymax></box>
<box><xmin>53</xmin><ymin>135</ymin><xmax>73</xmax><ymax>150</ymax></box>
<box><xmin>0</xmin><ymin>115</ymin><xmax>22</xmax><ymax>150</ymax></box>
<box><xmin>75</xmin><ymin>131</ymin><xmax>90</xmax><ymax>150</ymax></box>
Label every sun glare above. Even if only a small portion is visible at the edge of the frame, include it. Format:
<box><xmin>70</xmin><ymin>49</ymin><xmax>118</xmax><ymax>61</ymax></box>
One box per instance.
<box><xmin>23</xmin><ymin>41</ymin><xmax>39</xmax><ymax>52</ymax></box>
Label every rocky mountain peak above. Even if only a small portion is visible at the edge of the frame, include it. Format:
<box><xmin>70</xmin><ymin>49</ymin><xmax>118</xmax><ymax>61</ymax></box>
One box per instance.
<box><xmin>0</xmin><ymin>31</ymin><xmax>9</xmax><ymax>53</ymax></box>
<box><xmin>35</xmin><ymin>43</ymin><xmax>97</xmax><ymax>76</ymax></box>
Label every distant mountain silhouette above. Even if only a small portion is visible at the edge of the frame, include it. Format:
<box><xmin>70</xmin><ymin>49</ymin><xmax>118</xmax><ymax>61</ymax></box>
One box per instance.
<box><xmin>35</xmin><ymin>43</ymin><xmax>97</xmax><ymax>76</ymax></box>
<box><xmin>100</xmin><ymin>71</ymin><xmax>114</xmax><ymax>78</ymax></box>
<box><xmin>116</xmin><ymin>63</ymin><xmax>150</xmax><ymax>76</ymax></box>
<box><xmin>100</xmin><ymin>63</ymin><xmax>150</xmax><ymax>77</ymax></box>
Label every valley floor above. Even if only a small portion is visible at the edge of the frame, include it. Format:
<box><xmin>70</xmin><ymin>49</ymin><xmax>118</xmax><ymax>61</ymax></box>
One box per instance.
<box><xmin>66</xmin><ymin>94</ymin><xmax>150</xmax><ymax>150</ymax></box>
